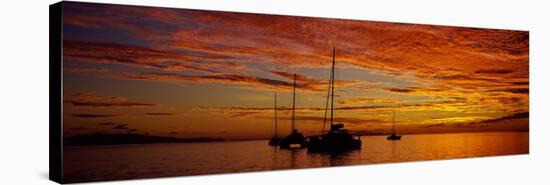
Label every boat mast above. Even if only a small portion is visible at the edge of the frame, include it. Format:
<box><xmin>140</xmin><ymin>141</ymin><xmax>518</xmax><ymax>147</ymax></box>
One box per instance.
<box><xmin>291</xmin><ymin>74</ymin><xmax>296</xmax><ymax>132</ymax></box>
<box><xmin>330</xmin><ymin>47</ymin><xmax>336</xmax><ymax>127</ymax></box>
<box><xmin>274</xmin><ymin>92</ymin><xmax>278</xmax><ymax>137</ymax></box>
<box><xmin>321</xmin><ymin>48</ymin><xmax>334</xmax><ymax>134</ymax></box>
<box><xmin>392</xmin><ymin>110</ymin><xmax>396</xmax><ymax>134</ymax></box>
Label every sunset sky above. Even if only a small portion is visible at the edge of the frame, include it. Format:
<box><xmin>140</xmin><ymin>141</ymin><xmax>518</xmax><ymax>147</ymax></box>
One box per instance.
<box><xmin>61</xmin><ymin>2</ymin><xmax>529</xmax><ymax>140</ymax></box>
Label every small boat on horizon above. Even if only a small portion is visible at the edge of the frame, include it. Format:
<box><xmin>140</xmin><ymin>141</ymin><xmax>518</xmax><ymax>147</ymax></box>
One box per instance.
<box><xmin>387</xmin><ymin>110</ymin><xmax>402</xmax><ymax>140</ymax></box>
<box><xmin>268</xmin><ymin>92</ymin><xmax>281</xmax><ymax>146</ymax></box>
<box><xmin>279</xmin><ymin>74</ymin><xmax>307</xmax><ymax>149</ymax></box>
<box><xmin>307</xmin><ymin>47</ymin><xmax>361</xmax><ymax>153</ymax></box>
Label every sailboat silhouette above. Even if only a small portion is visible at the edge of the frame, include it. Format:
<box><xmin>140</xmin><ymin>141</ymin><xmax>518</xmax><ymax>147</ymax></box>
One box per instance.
<box><xmin>307</xmin><ymin>47</ymin><xmax>361</xmax><ymax>153</ymax></box>
<box><xmin>268</xmin><ymin>92</ymin><xmax>281</xmax><ymax>146</ymax></box>
<box><xmin>387</xmin><ymin>111</ymin><xmax>402</xmax><ymax>140</ymax></box>
<box><xmin>279</xmin><ymin>74</ymin><xmax>307</xmax><ymax>149</ymax></box>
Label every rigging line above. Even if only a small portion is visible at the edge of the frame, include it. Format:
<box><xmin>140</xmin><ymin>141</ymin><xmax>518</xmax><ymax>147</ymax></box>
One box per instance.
<box><xmin>330</xmin><ymin>47</ymin><xmax>336</xmax><ymax>126</ymax></box>
<box><xmin>274</xmin><ymin>92</ymin><xmax>277</xmax><ymax>137</ymax></box>
<box><xmin>321</xmin><ymin>48</ymin><xmax>333</xmax><ymax>134</ymax></box>
<box><xmin>291</xmin><ymin>73</ymin><xmax>296</xmax><ymax>132</ymax></box>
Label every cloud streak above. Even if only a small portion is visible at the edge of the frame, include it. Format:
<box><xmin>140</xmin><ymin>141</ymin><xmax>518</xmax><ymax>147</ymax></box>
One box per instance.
<box><xmin>118</xmin><ymin>72</ymin><xmax>332</xmax><ymax>92</ymax></box>
<box><xmin>144</xmin><ymin>112</ymin><xmax>176</xmax><ymax>116</ymax></box>
<box><xmin>64</xmin><ymin>92</ymin><xmax>159</xmax><ymax>108</ymax></box>
<box><xmin>72</xmin><ymin>114</ymin><xmax>120</xmax><ymax>118</ymax></box>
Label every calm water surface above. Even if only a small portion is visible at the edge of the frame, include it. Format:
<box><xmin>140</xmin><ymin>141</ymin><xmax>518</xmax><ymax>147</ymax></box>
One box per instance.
<box><xmin>63</xmin><ymin>132</ymin><xmax>528</xmax><ymax>182</ymax></box>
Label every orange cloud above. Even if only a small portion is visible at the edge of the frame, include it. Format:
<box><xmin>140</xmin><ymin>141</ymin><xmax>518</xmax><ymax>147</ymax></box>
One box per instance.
<box><xmin>61</xmin><ymin>2</ymin><xmax>529</xmax><ymax>135</ymax></box>
<box><xmin>338</xmin><ymin>98</ymin><xmax>401</xmax><ymax>105</ymax></box>
<box><xmin>72</xmin><ymin>114</ymin><xmax>120</xmax><ymax>118</ymax></box>
<box><xmin>63</xmin><ymin>40</ymin><xmax>244</xmax><ymax>75</ymax></box>
<box><xmin>144</xmin><ymin>112</ymin><xmax>176</xmax><ymax>116</ymax></box>
<box><xmin>64</xmin><ymin>92</ymin><xmax>158</xmax><ymax>108</ymax></box>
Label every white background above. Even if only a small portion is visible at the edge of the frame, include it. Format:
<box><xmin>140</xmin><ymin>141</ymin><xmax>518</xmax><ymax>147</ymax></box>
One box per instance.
<box><xmin>0</xmin><ymin>0</ymin><xmax>548</xmax><ymax>184</ymax></box>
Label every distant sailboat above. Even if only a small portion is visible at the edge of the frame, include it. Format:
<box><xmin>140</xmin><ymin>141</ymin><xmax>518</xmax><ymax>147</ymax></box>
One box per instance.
<box><xmin>268</xmin><ymin>92</ymin><xmax>281</xmax><ymax>146</ymax></box>
<box><xmin>279</xmin><ymin>74</ymin><xmax>307</xmax><ymax>149</ymax></box>
<box><xmin>307</xmin><ymin>47</ymin><xmax>362</xmax><ymax>153</ymax></box>
<box><xmin>387</xmin><ymin>111</ymin><xmax>402</xmax><ymax>140</ymax></box>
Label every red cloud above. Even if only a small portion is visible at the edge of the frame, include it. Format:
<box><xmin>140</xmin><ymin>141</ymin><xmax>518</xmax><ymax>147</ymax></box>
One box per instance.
<box><xmin>144</xmin><ymin>112</ymin><xmax>176</xmax><ymax>116</ymax></box>
<box><xmin>72</xmin><ymin>114</ymin><xmax>120</xmax><ymax>118</ymax></box>
<box><xmin>64</xmin><ymin>92</ymin><xmax>158</xmax><ymax>108</ymax></box>
<box><xmin>62</xmin><ymin>3</ymin><xmax>528</xmax><ymax>132</ymax></box>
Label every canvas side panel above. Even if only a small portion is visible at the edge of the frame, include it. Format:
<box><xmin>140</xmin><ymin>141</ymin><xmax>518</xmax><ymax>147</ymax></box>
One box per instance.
<box><xmin>49</xmin><ymin>2</ymin><xmax>63</xmax><ymax>184</ymax></box>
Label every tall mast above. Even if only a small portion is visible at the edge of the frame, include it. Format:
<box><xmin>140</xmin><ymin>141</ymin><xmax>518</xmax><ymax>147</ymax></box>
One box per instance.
<box><xmin>392</xmin><ymin>110</ymin><xmax>396</xmax><ymax>134</ymax></box>
<box><xmin>330</xmin><ymin>47</ymin><xmax>336</xmax><ymax>126</ymax></box>
<box><xmin>291</xmin><ymin>74</ymin><xmax>296</xmax><ymax>132</ymax></box>
<box><xmin>274</xmin><ymin>92</ymin><xmax>278</xmax><ymax>137</ymax></box>
<box><xmin>321</xmin><ymin>48</ymin><xmax>334</xmax><ymax>134</ymax></box>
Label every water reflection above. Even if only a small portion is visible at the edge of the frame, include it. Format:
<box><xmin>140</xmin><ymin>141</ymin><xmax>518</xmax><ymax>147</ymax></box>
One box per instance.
<box><xmin>327</xmin><ymin>150</ymin><xmax>358</xmax><ymax>167</ymax></box>
<box><xmin>289</xmin><ymin>149</ymin><xmax>298</xmax><ymax>169</ymax></box>
<box><xmin>391</xmin><ymin>140</ymin><xmax>397</xmax><ymax>160</ymax></box>
<box><xmin>270</xmin><ymin>146</ymin><xmax>279</xmax><ymax>169</ymax></box>
<box><xmin>63</xmin><ymin>132</ymin><xmax>528</xmax><ymax>183</ymax></box>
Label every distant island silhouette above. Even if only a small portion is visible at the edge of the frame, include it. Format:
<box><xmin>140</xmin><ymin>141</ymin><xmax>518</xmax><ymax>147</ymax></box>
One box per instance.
<box><xmin>64</xmin><ymin>133</ymin><xmax>224</xmax><ymax>146</ymax></box>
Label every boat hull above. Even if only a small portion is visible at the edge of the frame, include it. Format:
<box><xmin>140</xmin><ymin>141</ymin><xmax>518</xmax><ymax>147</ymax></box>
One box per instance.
<box><xmin>307</xmin><ymin>132</ymin><xmax>361</xmax><ymax>153</ymax></box>
<box><xmin>268</xmin><ymin>136</ymin><xmax>281</xmax><ymax>146</ymax></box>
<box><xmin>387</xmin><ymin>134</ymin><xmax>402</xmax><ymax>140</ymax></box>
<box><xmin>279</xmin><ymin>131</ymin><xmax>306</xmax><ymax>149</ymax></box>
